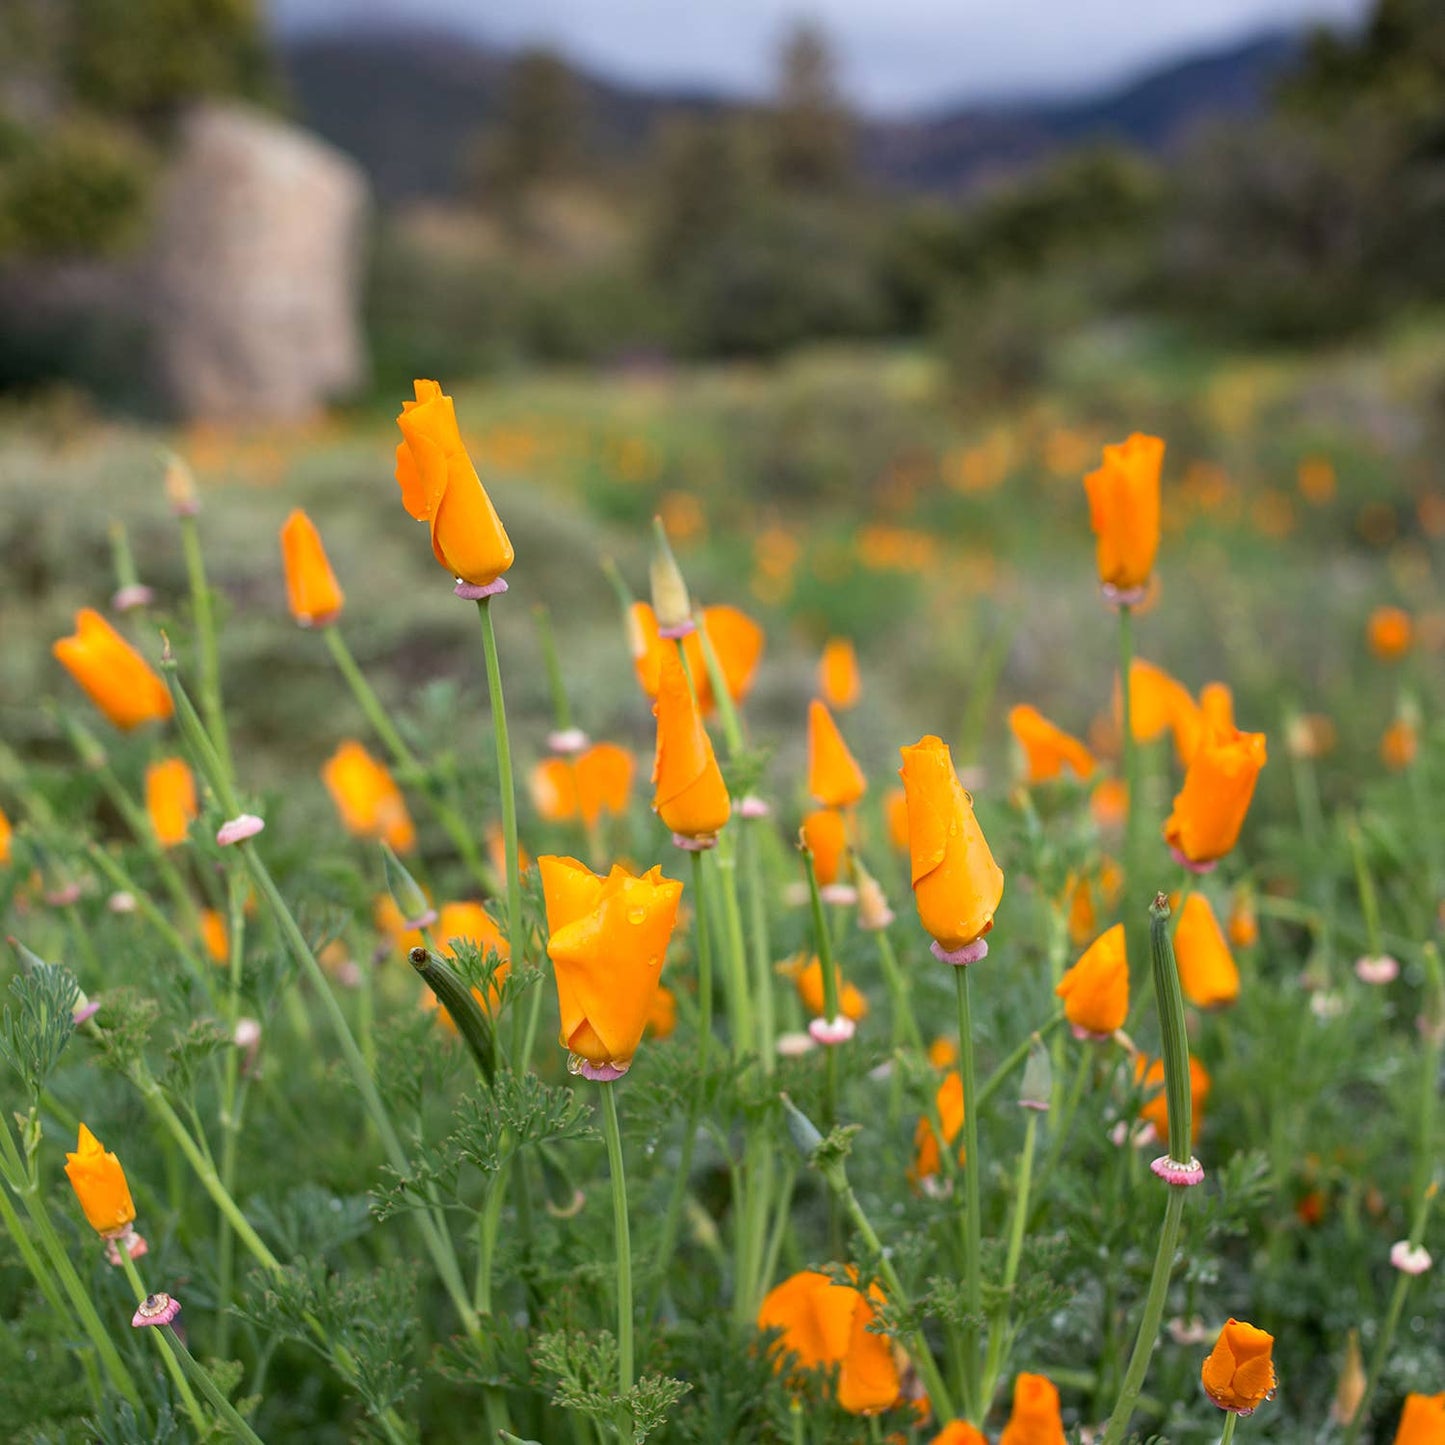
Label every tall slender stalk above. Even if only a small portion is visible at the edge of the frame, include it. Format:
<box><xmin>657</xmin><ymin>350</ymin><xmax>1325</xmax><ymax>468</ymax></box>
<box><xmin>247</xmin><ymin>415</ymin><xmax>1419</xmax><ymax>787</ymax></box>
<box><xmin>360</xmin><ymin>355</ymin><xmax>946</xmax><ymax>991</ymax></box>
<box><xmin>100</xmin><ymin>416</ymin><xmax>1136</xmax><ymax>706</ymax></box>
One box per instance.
<box><xmin>118</xmin><ymin>1252</ymin><xmax>208</xmax><ymax>1435</ymax></box>
<box><xmin>161</xmin><ymin>1324</ymin><xmax>269</xmax><ymax>1445</ymax></box>
<box><xmin>179</xmin><ymin>511</ymin><xmax>232</xmax><ymax>784</ymax></box>
<box><xmin>953</xmin><ymin>966</ymin><xmax>984</xmax><ymax>1420</ymax></box>
<box><xmin>600</xmin><ymin>1085</ymin><xmax>634</xmax><ymax>1436</ymax></box>
<box><xmin>1116</xmin><ymin>604</ymin><xmax>1147</xmax><ymax>991</ymax></box>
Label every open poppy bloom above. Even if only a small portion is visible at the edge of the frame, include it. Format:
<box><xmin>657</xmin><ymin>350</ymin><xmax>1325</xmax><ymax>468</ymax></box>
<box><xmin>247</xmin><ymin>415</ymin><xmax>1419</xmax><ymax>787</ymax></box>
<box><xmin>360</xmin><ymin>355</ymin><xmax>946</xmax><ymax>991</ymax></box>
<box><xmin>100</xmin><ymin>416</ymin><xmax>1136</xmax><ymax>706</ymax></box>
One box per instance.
<box><xmin>1056</xmin><ymin>924</ymin><xmax>1129</xmax><ymax>1039</ymax></box>
<box><xmin>280</xmin><ymin>508</ymin><xmax>345</xmax><ymax>626</ymax></box>
<box><xmin>1163</xmin><ymin>726</ymin><xmax>1268</xmax><ymax>868</ymax></box>
<box><xmin>395</xmin><ymin>379</ymin><xmax>514</xmax><ymax>590</ymax></box>
<box><xmin>1174</xmin><ymin>893</ymin><xmax>1240</xmax><ymax>1008</ymax></box>
<box><xmin>999</xmin><ymin>1371</ymin><xmax>1067</xmax><ymax>1444</ymax></box>
<box><xmin>1083</xmin><ymin>432</ymin><xmax>1164</xmax><ymax>597</ymax></box>
<box><xmin>539</xmin><ymin>855</ymin><xmax>682</xmax><ymax>1079</ymax></box>
<box><xmin>819</xmin><ymin>637</ymin><xmax>861</xmax><ymax>710</ymax></box>
<box><xmin>787</xmin><ymin>954</ymin><xmax>869</xmax><ymax>1023</ymax></box>
<box><xmin>652</xmin><ymin>645</ymin><xmax>731</xmax><ymax>844</ymax></box>
<box><xmin>1393</xmin><ymin>1393</ymin><xmax>1445</xmax><ymax>1444</ymax></box>
<box><xmin>807</xmin><ymin>700</ymin><xmax>867</xmax><ymax>808</ymax></box>
<box><xmin>911</xmin><ymin>1071</ymin><xmax>965</xmax><ymax>1185</ymax></box>
<box><xmin>1119</xmin><ymin>659</ymin><xmax>1201</xmax><ymax>762</ymax></box>
<box><xmin>898</xmin><ymin>735</ymin><xmax>1003</xmax><ymax>961</ymax></box>
<box><xmin>1008</xmin><ymin>704</ymin><xmax>1095</xmax><ymax>783</ymax></box>
<box><xmin>756</xmin><ymin>1268</ymin><xmax>901</xmax><ymax>1415</ymax></box>
<box><xmin>145</xmin><ymin>757</ymin><xmax>197</xmax><ymax>849</ymax></box>
<box><xmin>1136</xmin><ymin>1053</ymin><xmax>1211</xmax><ymax>1143</ymax></box>
<box><xmin>532</xmin><ymin>744</ymin><xmax>635</xmax><ymax>829</ymax></box>
<box><xmin>930</xmin><ymin>1424</ymin><xmax>988</xmax><ymax>1445</ymax></box>
<box><xmin>627</xmin><ymin>601</ymin><xmax>764</xmax><ymax>715</ymax></box>
<box><xmin>65</xmin><ymin>1124</ymin><xmax>136</xmax><ymax>1238</ymax></box>
<box><xmin>1201</xmin><ymin>1318</ymin><xmax>1277</xmax><ymax>1415</ymax></box>
<box><xmin>322</xmin><ymin>740</ymin><xmax>417</xmax><ymax>853</ymax></box>
<box><xmin>1367</xmin><ymin>606</ymin><xmax>1413</xmax><ymax>661</ymax></box>
<box><xmin>0</xmin><ymin>805</ymin><xmax>11</xmax><ymax>865</ymax></box>
<box><xmin>53</xmin><ymin>609</ymin><xmax>173</xmax><ymax>731</ymax></box>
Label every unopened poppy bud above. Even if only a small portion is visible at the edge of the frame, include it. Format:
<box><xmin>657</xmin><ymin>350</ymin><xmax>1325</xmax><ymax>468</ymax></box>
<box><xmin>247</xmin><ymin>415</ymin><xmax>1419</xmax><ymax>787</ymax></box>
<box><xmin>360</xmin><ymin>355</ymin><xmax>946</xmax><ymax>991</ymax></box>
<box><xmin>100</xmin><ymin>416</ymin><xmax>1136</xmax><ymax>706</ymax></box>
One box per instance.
<box><xmin>649</xmin><ymin>516</ymin><xmax>693</xmax><ymax>636</ymax></box>
<box><xmin>1201</xmin><ymin>1318</ymin><xmax>1277</xmax><ymax>1415</ymax></box>
<box><xmin>382</xmin><ymin>841</ymin><xmax>434</xmax><ymax>930</ymax></box>
<box><xmin>1018</xmin><ymin>1034</ymin><xmax>1052</xmax><ymax>1111</ymax></box>
<box><xmin>65</xmin><ymin>1124</ymin><xmax>137</xmax><ymax>1238</ymax></box>
<box><xmin>780</xmin><ymin>1092</ymin><xmax>825</xmax><ymax>1161</ymax></box>
<box><xmin>163</xmin><ymin>453</ymin><xmax>199</xmax><ymax>516</ymax></box>
<box><xmin>855</xmin><ymin>867</ymin><xmax>895</xmax><ymax>932</ymax></box>
<box><xmin>1331</xmin><ymin>1330</ymin><xmax>1365</xmax><ymax>1426</ymax></box>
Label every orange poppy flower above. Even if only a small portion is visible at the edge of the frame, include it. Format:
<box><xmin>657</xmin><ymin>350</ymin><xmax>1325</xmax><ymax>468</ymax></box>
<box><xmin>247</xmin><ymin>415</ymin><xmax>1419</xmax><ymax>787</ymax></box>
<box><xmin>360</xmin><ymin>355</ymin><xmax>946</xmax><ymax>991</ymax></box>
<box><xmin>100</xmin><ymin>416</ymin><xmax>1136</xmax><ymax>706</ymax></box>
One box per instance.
<box><xmin>808</xmin><ymin>700</ymin><xmax>867</xmax><ymax>808</ymax></box>
<box><xmin>1226</xmin><ymin>889</ymin><xmax>1259</xmax><ymax>948</ymax></box>
<box><xmin>424</xmin><ymin>900</ymin><xmax>511</xmax><ymax>1025</ymax></box>
<box><xmin>1064</xmin><ymin>873</ymin><xmax>1097</xmax><ymax>947</ymax></box>
<box><xmin>927</xmin><ymin>1037</ymin><xmax>958</xmax><ymax>1070</ymax></box>
<box><xmin>1090</xmin><ymin>777</ymin><xmax>1128</xmax><ymax>832</ymax></box>
<box><xmin>1201</xmin><ymin>1319</ymin><xmax>1277</xmax><ymax>1415</ymax></box>
<box><xmin>819</xmin><ymin>637</ymin><xmax>861</xmax><ymax>710</ymax></box>
<box><xmin>756</xmin><ymin>1269</ymin><xmax>901</xmax><ymax>1416</ymax></box>
<box><xmin>911</xmin><ymin>1070</ymin><xmax>965</xmax><ymax>1184</ymax></box>
<box><xmin>1174</xmin><ymin>893</ymin><xmax>1240</xmax><ymax>1008</ymax></box>
<box><xmin>145</xmin><ymin>757</ymin><xmax>197</xmax><ymax>849</ymax></box>
<box><xmin>1367</xmin><ymin>606</ymin><xmax>1413</xmax><ymax>661</ymax></box>
<box><xmin>531</xmin><ymin>757</ymin><xmax>580</xmax><ymax>823</ymax></box>
<box><xmin>395</xmin><ymin>379</ymin><xmax>514</xmax><ymax>589</ymax></box>
<box><xmin>1394</xmin><ymin>1394</ymin><xmax>1445</xmax><ymax>1444</ymax></box>
<box><xmin>539</xmin><ymin>855</ymin><xmax>683</xmax><ymax>1077</ymax></box>
<box><xmin>1163</xmin><ymin>726</ymin><xmax>1267</xmax><ymax>868</ymax></box>
<box><xmin>200</xmin><ymin>908</ymin><xmax>229</xmax><ymax>964</ymax></box>
<box><xmin>930</xmin><ymin>1424</ymin><xmax>988</xmax><ymax>1445</ymax></box>
<box><xmin>53</xmin><ymin>609</ymin><xmax>173</xmax><ymax>732</ymax></box>
<box><xmin>898</xmin><ymin>735</ymin><xmax>1003</xmax><ymax>958</ymax></box>
<box><xmin>1083</xmin><ymin>432</ymin><xmax>1164</xmax><ymax>594</ymax></box>
<box><xmin>1118</xmin><ymin>660</ymin><xmax>1201</xmax><ymax>762</ymax></box>
<box><xmin>1136</xmin><ymin>1053</ymin><xmax>1211</xmax><ymax>1143</ymax></box>
<box><xmin>789</xmin><ymin>955</ymin><xmax>869</xmax><ymax>1023</ymax></box>
<box><xmin>884</xmin><ymin>787</ymin><xmax>909</xmax><ymax>851</ymax></box>
<box><xmin>628</xmin><ymin>602</ymin><xmax>764</xmax><ymax>715</ymax></box>
<box><xmin>1007</xmin><ymin>704</ymin><xmax>1095</xmax><ymax>783</ymax></box>
<box><xmin>322</xmin><ymin>740</ymin><xmax>417</xmax><ymax>853</ymax></box>
<box><xmin>64</xmin><ymin>1123</ymin><xmax>136</xmax><ymax>1237</ymax></box>
<box><xmin>533</xmin><ymin>745</ymin><xmax>635</xmax><ymax>829</ymax></box>
<box><xmin>279</xmin><ymin>508</ymin><xmax>344</xmax><ymax>626</ymax></box>
<box><xmin>0</xmin><ymin>805</ymin><xmax>11</xmax><ymax>865</ymax></box>
<box><xmin>1381</xmin><ymin>718</ymin><xmax>1417</xmax><ymax>771</ymax></box>
<box><xmin>801</xmin><ymin>807</ymin><xmax>849</xmax><ymax>887</ymax></box>
<box><xmin>645</xmin><ymin>984</ymin><xmax>677</xmax><ymax>1040</ymax></box>
<box><xmin>999</xmin><ymin>1371</ymin><xmax>1067</xmax><ymax>1445</ymax></box>
<box><xmin>652</xmin><ymin>645</ymin><xmax>731</xmax><ymax>842</ymax></box>
<box><xmin>1056</xmin><ymin>924</ymin><xmax>1129</xmax><ymax>1038</ymax></box>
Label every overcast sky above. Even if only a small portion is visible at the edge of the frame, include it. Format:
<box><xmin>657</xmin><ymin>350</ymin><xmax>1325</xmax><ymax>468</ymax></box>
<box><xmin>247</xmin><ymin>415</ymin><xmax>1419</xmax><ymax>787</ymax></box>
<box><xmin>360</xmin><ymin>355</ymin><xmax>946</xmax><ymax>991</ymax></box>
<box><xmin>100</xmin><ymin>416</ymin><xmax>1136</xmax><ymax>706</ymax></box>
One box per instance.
<box><xmin>269</xmin><ymin>0</ymin><xmax>1371</xmax><ymax>113</ymax></box>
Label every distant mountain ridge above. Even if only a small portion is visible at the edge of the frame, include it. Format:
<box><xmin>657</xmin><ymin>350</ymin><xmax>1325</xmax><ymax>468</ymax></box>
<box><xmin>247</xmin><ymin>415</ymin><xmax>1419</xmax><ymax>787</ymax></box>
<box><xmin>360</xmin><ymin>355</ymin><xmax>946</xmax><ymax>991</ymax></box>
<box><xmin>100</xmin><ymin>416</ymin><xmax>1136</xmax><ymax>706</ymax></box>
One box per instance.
<box><xmin>279</xmin><ymin>25</ymin><xmax>1304</xmax><ymax>203</ymax></box>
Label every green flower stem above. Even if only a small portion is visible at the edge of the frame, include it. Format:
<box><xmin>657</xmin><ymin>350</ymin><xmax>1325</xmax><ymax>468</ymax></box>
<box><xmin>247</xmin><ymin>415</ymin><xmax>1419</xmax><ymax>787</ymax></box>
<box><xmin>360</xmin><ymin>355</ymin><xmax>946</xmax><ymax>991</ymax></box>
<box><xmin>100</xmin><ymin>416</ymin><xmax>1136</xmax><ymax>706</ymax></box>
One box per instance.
<box><xmin>801</xmin><ymin>844</ymin><xmax>842</xmax><ymax>1134</ymax></box>
<box><xmin>742</xmin><ymin>823</ymin><xmax>775</xmax><ymax>1072</ymax></box>
<box><xmin>691</xmin><ymin>606</ymin><xmax>745</xmax><ymax>758</ymax></box>
<box><xmin>323</xmin><ymin>625</ymin><xmax>497</xmax><ymax>893</ymax></box>
<box><xmin>600</xmin><ymin>1085</ymin><xmax>634</xmax><ymax>1425</ymax></box>
<box><xmin>1416</xmin><ymin>945</ymin><xmax>1443</xmax><ymax>1202</ymax></box>
<box><xmin>83</xmin><ymin>842</ymin><xmax>210</xmax><ymax>987</ymax></box>
<box><xmin>1116</xmin><ymin>603</ymin><xmax>1147</xmax><ymax>996</ymax></box>
<box><xmin>0</xmin><ymin>1120</ymin><xmax>140</xmax><ymax>1408</ymax></box>
<box><xmin>214</xmin><ymin>869</ymin><xmax>249</xmax><ymax>1358</ymax></box>
<box><xmin>533</xmin><ymin>605</ymin><xmax>574</xmax><ymax>731</ymax></box>
<box><xmin>875</xmin><ymin>927</ymin><xmax>924</xmax><ymax>1054</ymax></box>
<box><xmin>953</xmin><ymin>965</ymin><xmax>985</xmax><ymax>1422</ymax></box>
<box><xmin>0</xmin><ymin>1172</ymin><xmax>82</xmax><ymax>1355</ymax></box>
<box><xmin>836</xmin><ymin>1180</ymin><xmax>956</xmax><ymax>1423</ymax></box>
<box><xmin>711</xmin><ymin>843</ymin><xmax>753</xmax><ymax>1063</ymax></box>
<box><xmin>118</xmin><ymin>1251</ymin><xmax>208</xmax><ymax>1436</ymax></box>
<box><xmin>474</xmin><ymin>1149</ymin><xmax>510</xmax><ymax>1315</ymax></box>
<box><xmin>1099</xmin><ymin>1185</ymin><xmax>1187</xmax><ymax>1445</ymax></box>
<box><xmin>476</xmin><ymin>599</ymin><xmax>527</xmax><ymax>1060</ymax></box>
<box><xmin>1030</xmin><ymin>1047</ymin><xmax>1092</xmax><ymax>1228</ymax></box>
<box><xmin>162</xmin><ymin>661</ymin><xmax>481</xmax><ymax>1340</ymax></box>
<box><xmin>978</xmin><ymin>1109</ymin><xmax>1038</xmax><ymax>1411</ymax></box>
<box><xmin>1347</xmin><ymin>821</ymin><xmax>1383</xmax><ymax>957</ymax></box>
<box><xmin>1343</xmin><ymin>1183</ymin><xmax>1438</xmax><ymax>1445</ymax></box>
<box><xmin>790</xmin><ymin>1398</ymin><xmax>806</xmax><ymax>1445</ymax></box>
<box><xmin>642</xmin><ymin>853</ymin><xmax>713</xmax><ymax>1321</ymax></box>
<box><xmin>180</xmin><ymin>511</ymin><xmax>232</xmax><ymax>785</ymax></box>
<box><xmin>1219</xmin><ymin>1412</ymin><xmax>1239</xmax><ymax>1445</ymax></box>
<box><xmin>160</xmin><ymin>1325</ymin><xmax>268</xmax><ymax>1445</ymax></box>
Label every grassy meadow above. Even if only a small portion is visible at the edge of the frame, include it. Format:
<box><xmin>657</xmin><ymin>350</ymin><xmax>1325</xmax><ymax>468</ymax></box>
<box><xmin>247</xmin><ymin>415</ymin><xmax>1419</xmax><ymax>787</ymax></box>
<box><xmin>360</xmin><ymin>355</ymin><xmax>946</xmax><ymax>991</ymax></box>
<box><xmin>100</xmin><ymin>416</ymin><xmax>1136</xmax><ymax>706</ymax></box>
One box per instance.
<box><xmin>1</xmin><ymin>315</ymin><xmax>1443</xmax><ymax>1443</ymax></box>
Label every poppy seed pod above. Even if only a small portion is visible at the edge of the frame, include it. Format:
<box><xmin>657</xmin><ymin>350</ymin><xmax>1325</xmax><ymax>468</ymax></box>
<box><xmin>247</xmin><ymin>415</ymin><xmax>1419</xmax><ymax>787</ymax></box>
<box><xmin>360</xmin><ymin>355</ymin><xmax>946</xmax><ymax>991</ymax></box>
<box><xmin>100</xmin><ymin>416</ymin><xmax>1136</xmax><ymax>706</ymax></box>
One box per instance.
<box><xmin>280</xmin><ymin>508</ymin><xmax>345</xmax><ymax>626</ymax></box>
<box><xmin>395</xmin><ymin>379</ymin><xmax>514</xmax><ymax>591</ymax></box>
<box><xmin>53</xmin><ymin>609</ymin><xmax>173</xmax><ymax>732</ymax></box>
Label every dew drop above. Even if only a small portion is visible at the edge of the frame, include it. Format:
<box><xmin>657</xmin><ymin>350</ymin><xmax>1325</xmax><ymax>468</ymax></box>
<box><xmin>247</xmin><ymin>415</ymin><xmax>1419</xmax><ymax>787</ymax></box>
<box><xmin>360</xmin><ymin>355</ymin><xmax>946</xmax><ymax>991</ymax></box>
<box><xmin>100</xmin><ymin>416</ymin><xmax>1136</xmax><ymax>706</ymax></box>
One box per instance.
<box><xmin>628</xmin><ymin>907</ymin><xmax>647</xmax><ymax>924</ymax></box>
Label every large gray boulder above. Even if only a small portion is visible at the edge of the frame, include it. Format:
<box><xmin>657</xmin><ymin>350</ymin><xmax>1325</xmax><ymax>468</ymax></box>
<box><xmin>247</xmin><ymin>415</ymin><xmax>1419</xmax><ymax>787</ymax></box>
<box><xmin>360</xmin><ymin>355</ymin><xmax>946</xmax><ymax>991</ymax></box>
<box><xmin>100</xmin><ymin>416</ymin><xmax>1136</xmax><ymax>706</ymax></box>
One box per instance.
<box><xmin>152</xmin><ymin>103</ymin><xmax>369</xmax><ymax>423</ymax></box>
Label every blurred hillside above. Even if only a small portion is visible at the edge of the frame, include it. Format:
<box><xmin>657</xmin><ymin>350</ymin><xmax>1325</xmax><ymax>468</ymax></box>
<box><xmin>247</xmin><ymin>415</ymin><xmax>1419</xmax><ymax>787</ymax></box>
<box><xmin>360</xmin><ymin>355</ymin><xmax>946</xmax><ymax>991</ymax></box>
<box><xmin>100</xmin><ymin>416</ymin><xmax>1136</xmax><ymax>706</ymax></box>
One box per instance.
<box><xmin>280</xmin><ymin>27</ymin><xmax>1300</xmax><ymax>202</ymax></box>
